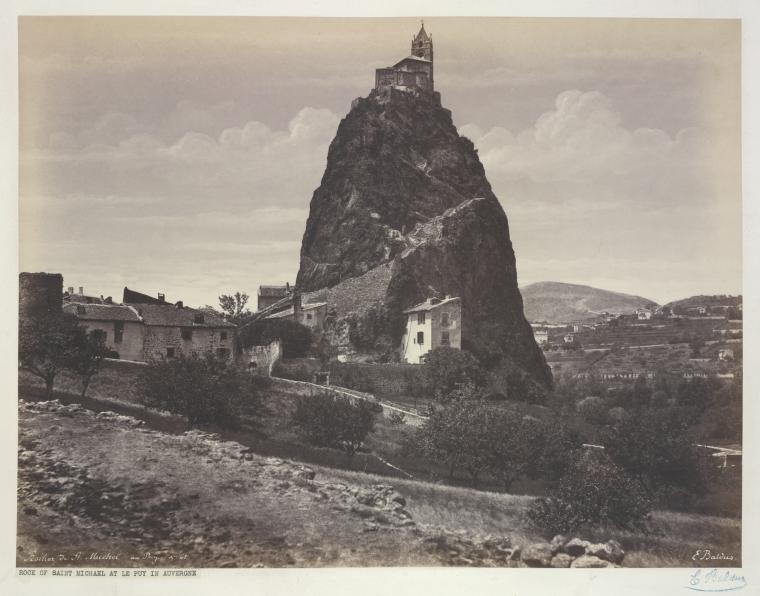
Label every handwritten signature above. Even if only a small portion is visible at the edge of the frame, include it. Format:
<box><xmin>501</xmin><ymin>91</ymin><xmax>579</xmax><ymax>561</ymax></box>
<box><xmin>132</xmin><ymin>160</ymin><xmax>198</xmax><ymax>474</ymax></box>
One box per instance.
<box><xmin>688</xmin><ymin>569</ymin><xmax>747</xmax><ymax>592</ymax></box>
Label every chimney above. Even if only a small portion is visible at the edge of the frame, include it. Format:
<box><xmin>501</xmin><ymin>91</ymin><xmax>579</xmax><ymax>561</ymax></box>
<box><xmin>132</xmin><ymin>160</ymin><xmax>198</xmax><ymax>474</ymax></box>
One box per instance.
<box><xmin>293</xmin><ymin>293</ymin><xmax>302</xmax><ymax>320</ymax></box>
<box><xmin>175</xmin><ymin>301</ymin><xmax>183</xmax><ymax>309</ymax></box>
<box><xmin>68</xmin><ymin>286</ymin><xmax>74</xmax><ymax>294</ymax></box>
<box><xmin>286</xmin><ymin>282</ymin><xmax>291</xmax><ymax>292</ymax></box>
<box><xmin>78</xmin><ymin>286</ymin><xmax>84</xmax><ymax>295</ymax></box>
<box><xmin>158</xmin><ymin>292</ymin><xmax>165</xmax><ymax>302</ymax></box>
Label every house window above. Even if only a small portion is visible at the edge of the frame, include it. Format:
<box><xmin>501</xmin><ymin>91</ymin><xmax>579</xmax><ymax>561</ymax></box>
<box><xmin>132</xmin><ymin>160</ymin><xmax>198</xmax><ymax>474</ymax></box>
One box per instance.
<box><xmin>216</xmin><ymin>347</ymin><xmax>230</xmax><ymax>359</ymax></box>
<box><xmin>441</xmin><ymin>312</ymin><xmax>450</xmax><ymax>327</ymax></box>
<box><xmin>166</xmin><ymin>347</ymin><xmax>175</xmax><ymax>358</ymax></box>
<box><xmin>417</xmin><ymin>312</ymin><xmax>426</xmax><ymax>325</ymax></box>
<box><xmin>441</xmin><ymin>331</ymin><xmax>450</xmax><ymax>346</ymax></box>
<box><xmin>417</xmin><ymin>331</ymin><xmax>424</xmax><ymax>345</ymax></box>
<box><xmin>90</xmin><ymin>329</ymin><xmax>107</xmax><ymax>343</ymax></box>
<box><xmin>181</xmin><ymin>328</ymin><xmax>193</xmax><ymax>341</ymax></box>
<box><xmin>194</xmin><ymin>313</ymin><xmax>205</xmax><ymax>324</ymax></box>
<box><xmin>220</xmin><ymin>331</ymin><xmax>228</xmax><ymax>341</ymax></box>
<box><xmin>114</xmin><ymin>321</ymin><xmax>124</xmax><ymax>343</ymax></box>
<box><xmin>306</xmin><ymin>313</ymin><xmax>313</xmax><ymax>321</ymax></box>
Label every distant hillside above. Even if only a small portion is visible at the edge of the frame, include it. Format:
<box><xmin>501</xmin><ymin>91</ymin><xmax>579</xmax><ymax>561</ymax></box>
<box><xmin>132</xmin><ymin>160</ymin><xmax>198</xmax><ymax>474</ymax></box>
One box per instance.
<box><xmin>663</xmin><ymin>294</ymin><xmax>742</xmax><ymax>315</ymax></box>
<box><xmin>521</xmin><ymin>282</ymin><xmax>658</xmax><ymax>323</ymax></box>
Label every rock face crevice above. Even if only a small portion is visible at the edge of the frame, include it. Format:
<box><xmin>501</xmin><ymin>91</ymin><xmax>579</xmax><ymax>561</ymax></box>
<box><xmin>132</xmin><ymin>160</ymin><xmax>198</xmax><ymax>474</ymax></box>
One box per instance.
<box><xmin>296</xmin><ymin>87</ymin><xmax>551</xmax><ymax>388</ymax></box>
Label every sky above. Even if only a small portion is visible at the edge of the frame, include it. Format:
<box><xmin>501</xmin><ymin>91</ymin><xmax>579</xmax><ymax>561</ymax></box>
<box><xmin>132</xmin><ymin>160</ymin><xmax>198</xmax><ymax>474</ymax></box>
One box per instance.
<box><xmin>18</xmin><ymin>16</ymin><xmax>741</xmax><ymax>307</ymax></box>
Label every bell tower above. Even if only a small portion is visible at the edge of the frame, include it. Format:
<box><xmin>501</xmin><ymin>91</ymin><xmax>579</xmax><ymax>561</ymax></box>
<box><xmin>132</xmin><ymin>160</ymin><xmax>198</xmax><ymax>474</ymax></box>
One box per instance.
<box><xmin>411</xmin><ymin>20</ymin><xmax>433</xmax><ymax>87</ymax></box>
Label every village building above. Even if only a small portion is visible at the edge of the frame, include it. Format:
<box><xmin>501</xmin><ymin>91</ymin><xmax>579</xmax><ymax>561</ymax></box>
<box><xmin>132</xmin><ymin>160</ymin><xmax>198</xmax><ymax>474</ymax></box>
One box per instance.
<box><xmin>719</xmin><ymin>348</ymin><xmax>735</xmax><ymax>361</ymax></box>
<box><xmin>637</xmin><ymin>308</ymin><xmax>653</xmax><ymax>320</ymax></box>
<box><xmin>564</xmin><ymin>333</ymin><xmax>575</xmax><ymax>344</ymax></box>
<box><xmin>264</xmin><ymin>294</ymin><xmax>328</xmax><ymax>334</ymax></box>
<box><xmin>241</xmin><ymin>340</ymin><xmax>282</xmax><ymax>376</ymax></box>
<box><xmin>257</xmin><ymin>284</ymin><xmax>293</xmax><ymax>311</ymax></box>
<box><xmin>400</xmin><ymin>296</ymin><xmax>461</xmax><ymax>364</ymax></box>
<box><xmin>533</xmin><ymin>328</ymin><xmax>549</xmax><ymax>345</ymax></box>
<box><xmin>123</xmin><ymin>288</ymin><xmax>236</xmax><ymax>361</ymax></box>
<box><xmin>63</xmin><ymin>302</ymin><xmax>144</xmax><ymax>361</ymax></box>
<box><xmin>375</xmin><ymin>22</ymin><xmax>434</xmax><ymax>93</ymax></box>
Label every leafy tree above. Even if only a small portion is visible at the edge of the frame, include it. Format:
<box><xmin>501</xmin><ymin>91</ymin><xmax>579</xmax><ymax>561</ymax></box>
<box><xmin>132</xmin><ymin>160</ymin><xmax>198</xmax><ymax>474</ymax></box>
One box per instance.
<box><xmin>140</xmin><ymin>353</ymin><xmax>256</xmax><ymax>426</ymax></box>
<box><xmin>239</xmin><ymin>318</ymin><xmax>312</xmax><ymax>358</ymax></box>
<box><xmin>290</xmin><ymin>392</ymin><xmax>382</xmax><ymax>457</ymax></box>
<box><xmin>418</xmin><ymin>395</ymin><xmax>551</xmax><ymax>488</ymax></box>
<box><xmin>602</xmin><ymin>406</ymin><xmax>705</xmax><ymax>502</ymax></box>
<box><xmin>218</xmin><ymin>291</ymin><xmax>251</xmax><ymax>324</ymax></box>
<box><xmin>417</xmin><ymin>399</ymin><xmax>487</xmax><ymax>482</ymax></box>
<box><xmin>422</xmin><ymin>347</ymin><xmax>486</xmax><ymax>400</ymax></box>
<box><xmin>19</xmin><ymin>313</ymin><xmax>80</xmax><ymax>397</ymax></box>
<box><xmin>67</xmin><ymin>329</ymin><xmax>109</xmax><ymax>397</ymax></box>
<box><xmin>528</xmin><ymin>450</ymin><xmax>652</xmax><ymax>534</ymax></box>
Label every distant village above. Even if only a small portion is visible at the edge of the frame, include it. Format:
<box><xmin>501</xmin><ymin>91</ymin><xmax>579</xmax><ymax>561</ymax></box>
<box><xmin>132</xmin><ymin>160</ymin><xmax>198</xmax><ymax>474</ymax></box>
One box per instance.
<box><xmin>530</xmin><ymin>302</ymin><xmax>743</xmax><ymax>384</ymax></box>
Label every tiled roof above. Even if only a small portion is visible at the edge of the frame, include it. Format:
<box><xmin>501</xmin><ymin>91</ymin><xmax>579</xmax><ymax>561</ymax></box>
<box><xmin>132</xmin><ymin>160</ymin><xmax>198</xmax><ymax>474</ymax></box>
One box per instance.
<box><xmin>394</xmin><ymin>55</ymin><xmax>432</xmax><ymax>67</ymax></box>
<box><xmin>134</xmin><ymin>304</ymin><xmax>235</xmax><ymax>328</ymax></box>
<box><xmin>266</xmin><ymin>307</ymin><xmax>294</xmax><ymax>320</ymax></box>
<box><xmin>403</xmin><ymin>296</ymin><xmax>460</xmax><ymax>314</ymax></box>
<box><xmin>64</xmin><ymin>294</ymin><xmax>105</xmax><ymax>304</ymax></box>
<box><xmin>63</xmin><ymin>302</ymin><xmax>141</xmax><ymax>322</ymax></box>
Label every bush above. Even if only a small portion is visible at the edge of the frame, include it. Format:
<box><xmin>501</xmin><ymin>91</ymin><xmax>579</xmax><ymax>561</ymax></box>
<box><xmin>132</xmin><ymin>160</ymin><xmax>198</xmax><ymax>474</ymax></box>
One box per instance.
<box><xmin>422</xmin><ymin>347</ymin><xmax>486</xmax><ymax>400</ymax></box>
<box><xmin>602</xmin><ymin>406</ymin><xmax>706</xmax><ymax>503</ymax></box>
<box><xmin>290</xmin><ymin>392</ymin><xmax>382</xmax><ymax>456</ymax></box>
<box><xmin>141</xmin><ymin>353</ymin><xmax>257</xmax><ymax>426</ymax></box>
<box><xmin>418</xmin><ymin>398</ymin><xmax>550</xmax><ymax>488</ymax></box>
<box><xmin>239</xmin><ymin>318</ymin><xmax>312</xmax><ymax>358</ymax></box>
<box><xmin>528</xmin><ymin>450</ymin><xmax>652</xmax><ymax>535</ymax></box>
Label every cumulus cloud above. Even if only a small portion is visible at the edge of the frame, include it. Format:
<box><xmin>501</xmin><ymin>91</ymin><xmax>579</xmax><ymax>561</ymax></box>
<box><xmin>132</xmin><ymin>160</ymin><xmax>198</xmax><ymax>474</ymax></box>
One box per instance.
<box><xmin>24</xmin><ymin>105</ymin><xmax>341</xmax><ymax>212</ymax></box>
<box><xmin>464</xmin><ymin>90</ymin><xmax>709</xmax><ymax>188</ymax></box>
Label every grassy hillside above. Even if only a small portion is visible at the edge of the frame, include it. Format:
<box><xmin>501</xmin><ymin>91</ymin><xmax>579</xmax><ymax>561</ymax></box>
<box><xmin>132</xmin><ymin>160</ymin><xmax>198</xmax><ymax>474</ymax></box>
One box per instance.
<box><xmin>521</xmin><ymin>281</ymin><xmax>658</xmax><ymax>323</ymax></box>
<box><xmin>17</xmin><ymin>399</ymin><xmax>741</xmax><ymax>568</ymax></box>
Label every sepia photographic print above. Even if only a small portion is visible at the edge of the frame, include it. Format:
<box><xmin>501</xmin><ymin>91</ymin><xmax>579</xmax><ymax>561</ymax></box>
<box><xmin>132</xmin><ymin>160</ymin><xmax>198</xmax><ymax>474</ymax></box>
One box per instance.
<box><xmin>5</xmin><ymin>2</ymin><xmax>759</xmax><ymax>595</ymax></box>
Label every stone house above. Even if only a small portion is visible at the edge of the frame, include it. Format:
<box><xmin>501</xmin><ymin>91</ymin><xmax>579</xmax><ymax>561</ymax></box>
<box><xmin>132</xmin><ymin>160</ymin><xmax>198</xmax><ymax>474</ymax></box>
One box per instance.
<box><xmin>257</xmin><ymin>284</ymin><xmax>293</xmax><ymax>311</ymax></box>
<box><xmin>375</xmin><ymin>23</ymin><xmax>434</xmax><ymax>92</ymax></box>
<box><xmin>718</xmin><ymin>348</ymin><xmax>735</xmax><ymax>361</ymax></box>
<box><xmin>63</xmin><ymin>302</ymin><xmax>144</xmax><ymax>362</ymax></box>
<box><xmin>265</xmin><ymin>294</ymin><xmax>328</xmax><ymax>334</ymax></box>
<box><xmin>564</xmin><ymin>333</ymin><xmax>575</xmax><ymax>344</ymax></box>
<box><xmin>400</xmin><ymin>296</ymin><xmax>461</xmax><ymax>364</ymax></box>
<box><xmin>240</xmin><ymin>340</ymin><xmax>282</xmax><ymax>376</ymax></box>
<box><xmin>131</xmin><ymin>302</ymin><xmax>236</xmax><ymax>362</ymax></box>
<box><xmin>637</xmin><ymin>309</ymin><xmax>653</xmax><ymax>320</ymax></box>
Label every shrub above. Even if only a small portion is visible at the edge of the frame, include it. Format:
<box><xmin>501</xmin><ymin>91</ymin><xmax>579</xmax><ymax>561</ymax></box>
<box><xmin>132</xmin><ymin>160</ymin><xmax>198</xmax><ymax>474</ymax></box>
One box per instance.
<box><xmin>418</xmin><ymin>398</ymin><xmax>548</xmax><ymax>488</ymax></box>
<box><xmin>141</xmin><ymin>353</ymin><xmax>257</xmax><ymax>426</ymax></box>
<box><xmin>290</xmin><ymin>392</ymin><xmax>382</xmax><ymax>456</ymax></box>
<box><xmin>602</xmin><ymin>406</ymin><xmax>706</xmax><ymax>502</ymax></box>
<box><xmin>528</xmin><ymin>450</ymin><xmax>652</xmax><ymax>535</ymax></box>
<box><xmin>422</xmin><ymin>347</ymin><xmax>486</xmax><ymax>400</ymax></box>
<box><xmin>575</xmin><ymin>395</ymin><xmax>607</xmax><ymax>425</ymax></box>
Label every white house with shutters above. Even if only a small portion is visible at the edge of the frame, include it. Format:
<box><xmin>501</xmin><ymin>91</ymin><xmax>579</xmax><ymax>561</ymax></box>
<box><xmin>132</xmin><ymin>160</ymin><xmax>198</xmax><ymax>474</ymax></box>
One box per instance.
<box><xmin>400</xmin><ymin>295</ymin><xmax>461</xmax><ymax>364</ymax></box>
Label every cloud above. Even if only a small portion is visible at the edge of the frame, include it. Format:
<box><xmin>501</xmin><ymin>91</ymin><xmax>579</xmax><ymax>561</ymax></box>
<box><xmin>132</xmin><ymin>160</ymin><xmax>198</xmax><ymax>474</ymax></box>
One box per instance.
<box><xmin>464</xmin><ymin>90</ymin><xmax>709</xmax><ymax>188</ymax></box>
<box><xmin>23</xmin><ymin>105</ymin><xmax>341</xmax><ymax>212</ymax></box>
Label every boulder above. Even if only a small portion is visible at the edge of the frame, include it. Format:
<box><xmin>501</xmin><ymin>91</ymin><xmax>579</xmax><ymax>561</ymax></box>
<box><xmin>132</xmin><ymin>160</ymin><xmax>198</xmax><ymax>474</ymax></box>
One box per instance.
<box><xmin>550</xmin><ymin>553</ymin><xmax>574</xmax><ymax>568</ymax></box>
<box><xmin>571</xmin><ymin>554</ymin><xmax>615</xmax><ymax>568</ymax></box>
<box><xmin>588</xmin><ymin>540</ymin><xmax>625</xmax><ymax>564</ymax></box>
<box><xmin>564</xmin><ymin>537</ymin><xmax>591</xmax><ymax>557</ymax></box>
<box><xmin>521</xmin><ymin>542</ymin><xmax>553</xmax><ymax>567</ymax></box>
<box><xmin>550</xmin><ymin>534</ymin><xmax>569</xmax><ymax>554</ymax></box>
